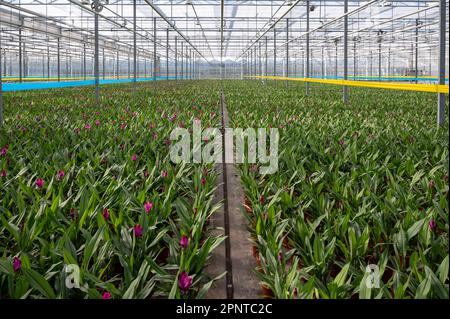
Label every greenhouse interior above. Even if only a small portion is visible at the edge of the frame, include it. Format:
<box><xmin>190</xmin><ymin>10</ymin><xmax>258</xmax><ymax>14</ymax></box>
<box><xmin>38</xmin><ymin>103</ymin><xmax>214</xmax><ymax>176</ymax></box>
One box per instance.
<box><xmin>0</xmin><ymin>0</ymin><xmax>448</xmax><ymax>301</ymax></box>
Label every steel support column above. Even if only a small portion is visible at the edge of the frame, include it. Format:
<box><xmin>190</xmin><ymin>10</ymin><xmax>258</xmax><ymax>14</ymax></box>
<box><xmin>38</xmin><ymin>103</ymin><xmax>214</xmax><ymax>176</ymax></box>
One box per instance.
<box><xmin>153</xmin><ymin>17</ymin><xmax>157</xmax><ymax>79</ymax></box>
<box><xmin>133</xmin><ymin>0</ymin><xmax>137</xmax><ymax>88</ymax></box>
<box><xmin>166</xmin><ymin>28</ymin><xmax>169</xmax><ymax>80</ymax></box>
<box><xmin>181</xmin><ymin>42</ymin><xmax>184</xmax><ymax>80</ymax></box>
<box><xmin>343</xmin><ymin>0</ymin><xmax>348</xmax><ymax>102</ymax></box>
<box><xmin>19</xmin><ymin>27</ymin><xmax>23</xmax><ymax>82</ymax></box>
<box><xmin>286</xmin><ymin>18</ymin><xmax>289</xmax><ymax>88</ymax></box>
<box><xmin>306</xmin><ymin>0</ymin><xmax>310</xmax><ymax>95</ymax></box>
<box><xmin>273</xmin><ymin>28</ymin><xmax>277</xmax><ymax>77</ymax></box>
<box><xmin>94</xmin><ymin>5</ymin><xmax>100</xmax><ymax>105</ymax></box>
<box><xmin>437</xmin><ymin>0</ymin><xmax>446</xmax><ymax>125</ymax></box>
<box><xmin>57</xmin><ymin>37</ymin><xmax>61</xmax><ymax>82</ymax></box>
<box><xmin>83</xmin><ymin>42</ymin><xmax>87</xmax><ymax>80</ymax></box>
<box><xmin>175</xmin><ymin>37</ymin><xmax>178</xmax><ymax>80</ymax></box>
<box><xmin>265</xmin><ymin>36</ymin><xmax>268</xmax><ymax>77</ymax></box>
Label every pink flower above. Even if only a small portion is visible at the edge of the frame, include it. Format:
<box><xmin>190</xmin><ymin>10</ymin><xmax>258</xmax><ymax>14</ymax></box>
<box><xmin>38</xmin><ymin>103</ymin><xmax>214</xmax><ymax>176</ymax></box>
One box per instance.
<box><xmin>102</xmin><ymin>208</ymin><xmax>110</xmax><ymax>220</ymax></box>
<box><xmin>161</xmin><ymin>170</ymin><xmax>168</xmax><ymax>178</ymax></box>
<box><xmin>1</xmin><ymin>170</ymin><xmax>6</xmax><ymax>178</ymax></box>
<box><xmin>74</xmin><ymin>128</ymin><xmax>81</xmax><ymax>134</ymax></box>
<box><xmin>180</xmin><ymin>235</ymin><xmax>189</xmax><ymax>249</ymax></box>
<box><xmin>85</xmin><ymin>123</ymin><xmax>91</xmax><ymax>130</ymax></box>
<box><xmin>144</xmin><ymin>170</ymin><xmax>149</xmax><ymax>178</ymax></box>
<box><xmin>13</xmin><ymin>256</ymin><xmax>21</xmax><ymax>272</ymax></box>
<box><xmin>132</xmin><ymin>154</ymin><xmax>137</xmax><ymax>161</ymax></box>
<box><xmin>134</xmin><ymin>224</ymin><xmax>143</xmax><ymax>238</ymax></box>
<box><xmin>201</xmin><ymin>178</ymin><xmax>206</xmax><ymax>186</ymax></box>
<box><xmin>259</xmin><ymin>195</ymin><xmax>265</xmax><ymax>205</ymax></box>
<box><xmin>429</xmin><ymin>219</ymin><xmax>437</xmax><ymax>231</ymax></box>
<box><xmin>69</xmin><ymin>208</ymin><xmax>77</xmax><ymax>220</ymax></box>
<box><xmin>278</xmin><ymin>251</ymin><xmax>283</xmax><ymax>262</ymax></box>
<box><xmin>178</xmin><ymin>271</ymin><xmax>193</xmax><ymax>293</ymax></box>
<box><xmin>120</xmin><ymin>123</ymin><xmax>127</xmax><ymax>130</ymax></box>
<box><xmin>144</xmin><ymin>202</ymin><xmax>153</xmax><ymax>213</ymax></box>
<box><xmin>102</xmin><ymin>291</ymin><xmax>111</xmax><ymax>299</ymax></box>
<box><xmin>0</xmin><ymin>144</ymin><xmax>8</xmax><ymax>156</ymax></box>
<box><xmin>95</xmin><ymin>120</ymin><xmax>100</xmax><ymax>126</ymax></box>
<box><xmin>36</xmin><ymin>178</ymin><xmax>44</xmax><ymax>189</ymax></box>
<box><xmin>338</xmin><ymin>139</ymin><xmax>345</xmax><ymax>146</ymax></box>
<box><xmin>57</xmin><ymin>170</ymin><xmax>65</xmax><ymax>180</ymax></box>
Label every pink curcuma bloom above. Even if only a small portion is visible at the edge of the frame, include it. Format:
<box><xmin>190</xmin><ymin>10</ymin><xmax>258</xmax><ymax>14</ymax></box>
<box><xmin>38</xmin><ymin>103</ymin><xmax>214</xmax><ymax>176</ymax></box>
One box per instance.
<box><xmin>102</xmin><ymin>292</ymin><xmax>111</xmax><ymax>299</ymax></box>
<box><xmin>428</xmin><ymin>219</ymin><xmax>437</xmax><ymax>231</ymax></box>
<box><xmin>85</xmin><ymin>123</ymin><xmax>91</xmax><ymax>130</ymax></box>
<box><xmin>95</xmin><ymin>120</ymin><xmax>101</xmax><ymax>126</ymax></box>
<box><xmin>144</xmin><ymin>202</ymin><xmax>153</xmax><ymax>213</ymax></box>
<box><xmin>259</xmin><ymin>195</ymin><xmax>265</xmax><ymax>205</ymax></box>
<box><xmin>178</xmin><ymin>271</ymin><xmax>193</xmax><ymax>294</ymax></box>
<box><xmin>134</xmin><ymin>224</ymin><xmax>143</xmax><ymax>238</ymax></box>
<box><xmin>57</xmin><ymin>170</ymin><xmax>65</xmax><ymax>180</ymax></box>
<box><xmin>0</xmin><ymin>144</ymin><xmax>8</xmax><ymax>156</ymax></box>
<box><xmin>278</xmin><ymin>251</ymin><xmax>283</xmax><ymax>262</ymax></box>
<box><xmin>35</xmin><ymin>178</ymin><xmax>44</xmax><ymax>189</ymax></box>
<box><xmin>13</xmin><ymin>256</ymin><xmax>21</xmax><ymax>272</ymax></box>
<box><xmin>102</xmin><ymin>208</ymin><xmax>110</xmax><ymax>220</ymax></box>
<box><xmin>180</xmin><ymin>235</ymin><xmax>189</xmax><ymax>249</ymax></box>
<box><xmin>132</xmin><ymin>154</ymin><xmax>137</xmax><ymax>161</ymax></box>
<box><xmin>1</xmin><ymin>170</ymin><xmax>6</xmax><ymax>178</ymax></box>
<box><xmin>161</xmin><ymin>170</ymin><xmax>168</xmax><ymax>178</ymax></box>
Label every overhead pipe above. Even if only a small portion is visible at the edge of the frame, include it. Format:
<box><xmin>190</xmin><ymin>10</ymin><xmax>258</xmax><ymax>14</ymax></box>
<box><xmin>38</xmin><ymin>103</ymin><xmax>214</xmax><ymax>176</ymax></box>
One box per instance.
<box><xmin>143</xmin><ymin>0</ymin><xmax>209</xmax><ymax>63</ymax></box>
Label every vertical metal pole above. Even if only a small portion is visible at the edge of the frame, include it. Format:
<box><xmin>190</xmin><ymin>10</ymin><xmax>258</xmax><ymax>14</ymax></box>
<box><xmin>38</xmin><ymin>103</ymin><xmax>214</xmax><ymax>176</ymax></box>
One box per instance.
<box><xmin>116</xmin><ymin>50</ymin><xmax>119</xmax><ymax>80</ymax></box>
<box><xmin>388</xmin><ymin>48</ymin><xmax>391</xmax><ymax>78</ymax></box>
<box><xmin>437</xmin><ymin>0</ymin><xmax>446</xmax><ymax>125</ymax></box>
<box><xmin>83</xmin><ymin>42</ymin><xmax>87</xmax><ymax>80</ymax></box>
<box><xmin>47</xmin><ymin>45</ymin><xmax>50</xmax><ymax>79</ymax></box>
<box><xmin>306</xmin><ymin>0</ymin><xmax>310</xmax><ymax>95</ymax></box>
<box><xmin>133</xmin><ymin>0</ymin><xmax>137</xmax><ymax>88</ymax></box>
<box><xmin>175</xmin><ymin>37</ymin><xmax>178</xmax><ymax>80</ymax></box>
<box><xmin>57</xmin><ymin>37</ymin><xmax>61</xmax><ymax>82</ymax></box>
<box><xmin>415</xmin><ymin>19</ymin><xmax>419</xmax><ymax>83</ymax></box>
<box><xmin>258</xmin><ymin>42</ymin><xmax>262</xmax><ymax>78</ymax></box>
<box><xmin>378</xmin><ymin>41</ymin><xmax>382</xmax><ymax>81</ymax></box>
<box><xmin>94</xmin><ymin>6</ymin><xmax>100</xmax><ymax>105</ymax></box>
<box><xmin>321</xmin><ymin>47</ymin><xmax>324</xmax><ymax>78</ymax></box>
<box><xmin>19</xmin><ymin>27</ymin><xmax>23</xmax><ymax>82</ymax></box>
<box><xmin>102</xmin><ymin>48</ymin><xmax>105</xmax><ymax>80</ymax></box>
<box><xmin>353</xmin><ymin>41</ymin><xmax>356</xmax><ymax>79</ymax></box>
<box><xmin>0</xmin><ymin>30</ymin><xmax>3</xmax><ymax>126</ymax></box>
<box><xmin>273</xmin><ymin>28</ymin><xmax>277</xmax><ymax>77</ymax></box>
<box><xmin>286</xmin><ymin>18</ymin><xmax>289</xmax><ymax>88</ymax></box>
<box><xmin>166</xmin><ymin>28</ymin><xmax>169</xmax><ymax>80</ymax></box>
<box><xmin>343</xmin><ymin>0</ymin><xmax>348</xmax><ymax>102</ymax></box>
<box><xmin>181</xmin><ymin>42</ymin><xmax>184</xmax><ymax>80</ymax></box>
<box><xmin>335</xmin><ymin>41</ymin><xmax>338</xmax><ymax>78</ymax></box>
<box><xmin>265</xmin><ymin>36</ymin><xmax>268</xmax><ymax>77</ymax></box>
<box><xmin>153</xmin><ymin>17</ymin><xmax>157</xmax><ymax>80</ymax></box>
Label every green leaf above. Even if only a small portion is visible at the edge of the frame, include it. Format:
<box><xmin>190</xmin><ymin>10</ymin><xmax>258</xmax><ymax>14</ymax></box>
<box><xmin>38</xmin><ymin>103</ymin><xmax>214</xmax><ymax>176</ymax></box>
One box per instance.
<box><xmin>333</xmin><ymin>263</ymin><xmax>350</xmax><ymax>287</ymax></box>
<box><xmin>22</xmin><ymin>268</ymin><xmax>56</xmax><ymax>298</ymax></box>
<box><xmin>406</xmin><ymin>218</ymin><xmax>426</xmax><ymax>240</ymax></box>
